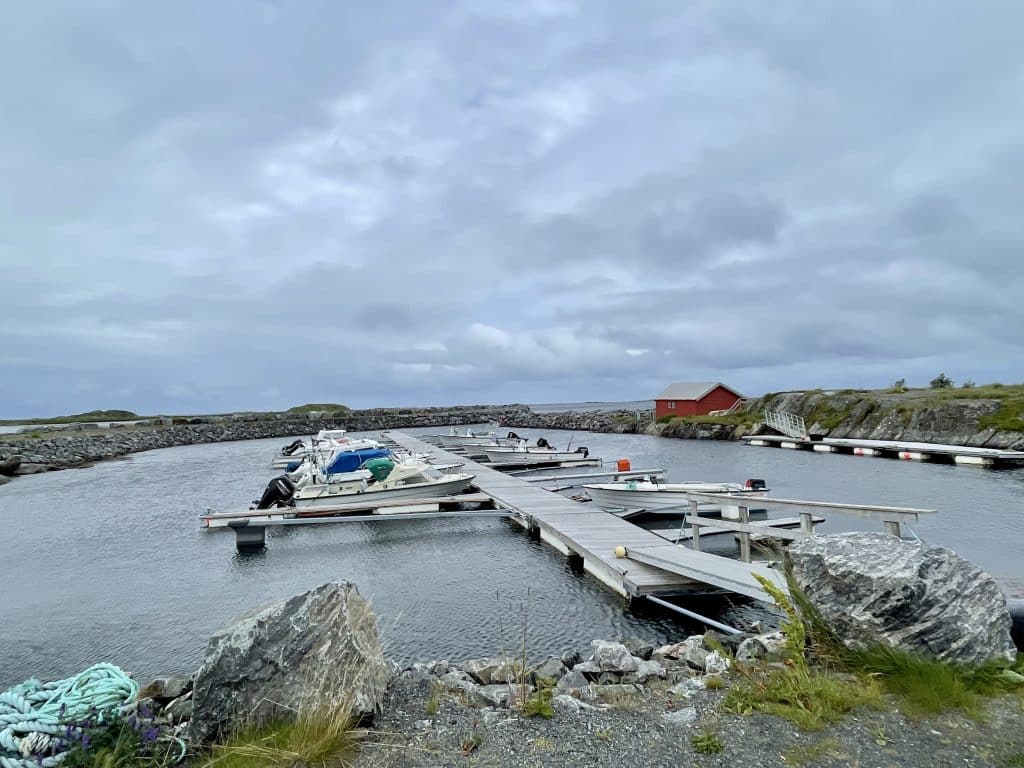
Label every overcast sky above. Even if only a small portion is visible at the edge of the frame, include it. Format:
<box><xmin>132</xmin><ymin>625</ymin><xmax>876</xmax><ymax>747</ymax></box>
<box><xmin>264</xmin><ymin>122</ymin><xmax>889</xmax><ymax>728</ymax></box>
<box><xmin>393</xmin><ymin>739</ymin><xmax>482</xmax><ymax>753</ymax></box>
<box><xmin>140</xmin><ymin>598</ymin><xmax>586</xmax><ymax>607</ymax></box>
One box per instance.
<box><xmin>2</xmin><ymin>1</ymin><xmax>1023</xmax><ymax>417</ymax></box>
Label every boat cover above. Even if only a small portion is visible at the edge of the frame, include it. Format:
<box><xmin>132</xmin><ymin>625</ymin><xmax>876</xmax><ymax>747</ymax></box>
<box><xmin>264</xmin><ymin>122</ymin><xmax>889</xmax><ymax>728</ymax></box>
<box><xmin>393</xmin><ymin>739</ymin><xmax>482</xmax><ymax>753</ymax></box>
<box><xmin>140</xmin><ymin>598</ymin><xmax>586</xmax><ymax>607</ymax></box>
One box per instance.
<box><xmin>325</xmin><ymin>447</ymin><xmax>391</xmax><ymax>474</ymax></box>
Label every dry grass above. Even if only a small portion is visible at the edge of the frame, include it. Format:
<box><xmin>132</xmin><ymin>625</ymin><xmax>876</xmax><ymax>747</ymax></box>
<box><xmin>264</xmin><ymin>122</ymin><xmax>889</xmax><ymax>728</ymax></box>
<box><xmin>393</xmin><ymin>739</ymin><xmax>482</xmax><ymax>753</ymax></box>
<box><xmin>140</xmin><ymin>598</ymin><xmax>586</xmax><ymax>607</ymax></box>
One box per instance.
<box><xmin>199</xmin><ymin>708</ymin><xmax>359</xmax><ymax>768</ymax></box>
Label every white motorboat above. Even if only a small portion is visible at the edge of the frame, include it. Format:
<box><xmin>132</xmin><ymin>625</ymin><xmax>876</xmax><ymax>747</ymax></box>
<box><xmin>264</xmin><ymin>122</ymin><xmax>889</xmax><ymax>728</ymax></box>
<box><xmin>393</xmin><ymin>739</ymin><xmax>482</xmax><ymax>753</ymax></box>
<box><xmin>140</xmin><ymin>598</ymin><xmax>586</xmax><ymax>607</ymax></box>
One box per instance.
<box><xmin>482</xmin><ymin>438</ymin><xmax>591</xmax><ymax>464</ymax></box>
<box><xmin>583</xmin><ymin>478</ymin><xmax>768</xmax><ymax>515</ymax></box>
<box><xmin>436</xmin><ymin>424</ymin><xmax>520</xmax><ymax>448</ymax></box>
<box><xmin>272</xmin><ymin>431</ymin><xmax>382</xmax><ymax>468</ymax></box>
<box><xmin>292</xmin><ymin>460</ymin><xmax>476</xmax><ymax>509</ymax></box>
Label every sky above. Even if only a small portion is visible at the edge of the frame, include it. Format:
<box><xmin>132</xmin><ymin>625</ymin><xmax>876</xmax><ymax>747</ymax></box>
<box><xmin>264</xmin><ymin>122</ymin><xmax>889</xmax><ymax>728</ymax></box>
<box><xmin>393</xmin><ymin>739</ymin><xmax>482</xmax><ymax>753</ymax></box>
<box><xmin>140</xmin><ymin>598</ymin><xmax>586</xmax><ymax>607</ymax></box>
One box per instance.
<box><xmin>2</xmin><ymin>1</ymin><xmax>1023</xmax><ymax>417</ymax></box>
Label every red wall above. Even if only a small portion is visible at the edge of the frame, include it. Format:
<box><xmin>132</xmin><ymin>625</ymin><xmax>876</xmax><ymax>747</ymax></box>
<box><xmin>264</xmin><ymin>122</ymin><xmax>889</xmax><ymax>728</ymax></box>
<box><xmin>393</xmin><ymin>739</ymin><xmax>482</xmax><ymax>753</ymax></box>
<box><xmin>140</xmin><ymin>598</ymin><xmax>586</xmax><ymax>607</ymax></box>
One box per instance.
<box><xmin>655</xmin><ymin>386</ymin><xmax>741</xmax><ymax>419</ymax></box>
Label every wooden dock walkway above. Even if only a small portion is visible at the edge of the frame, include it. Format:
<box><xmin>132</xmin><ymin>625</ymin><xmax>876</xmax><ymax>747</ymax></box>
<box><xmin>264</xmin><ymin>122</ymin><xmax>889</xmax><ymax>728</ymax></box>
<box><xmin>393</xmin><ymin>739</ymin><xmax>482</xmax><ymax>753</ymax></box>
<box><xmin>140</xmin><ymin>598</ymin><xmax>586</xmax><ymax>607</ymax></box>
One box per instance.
<box><xmin>388</xmin><ymin>432</ymin><xmax>786</xmax><ymax>600</ymax></box>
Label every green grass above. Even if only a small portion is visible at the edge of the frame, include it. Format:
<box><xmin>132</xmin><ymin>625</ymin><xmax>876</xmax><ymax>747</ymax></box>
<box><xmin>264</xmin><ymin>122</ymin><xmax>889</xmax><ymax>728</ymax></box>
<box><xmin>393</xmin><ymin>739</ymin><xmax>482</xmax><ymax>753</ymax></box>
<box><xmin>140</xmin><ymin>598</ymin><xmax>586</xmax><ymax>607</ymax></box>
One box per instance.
<box><xmin>0</xmin><ymin>409</ymin><xmax>140</xmax><ymax>426</ymax></box>
<box><xmin>722</xmin><ymin>663</ymin><xmax>884</xmax><ymax>730</ymax></box>
<box><xmin>287</xmin><ymin>403</ymin><xmax>350</xmax><ymax>414</ymax></box>
<box><xmin>691</xmin><ymin>731</ymin><xmax>725</xmax><ymax>754</ymax></box>
<box><xmin>843</xmin><ymin>645</ymin><xmax>1024</xmax><ymax>718</ymax></box>
<box><xmin>978</xmin><ymin>394</ymin><xmax>1024</xmax><ymax>433</ymax></box>
<box><xmin>61</xmin><ymin>714</ymin><xmax>182</xmax><ymax>768</ymax></box>
<box><xmin>782</xmin><ymin>737</ymin><xmax>843</xmax><ymax>765</ymax></box>
<box><xmin>1001</xmin><ymin>752</ymin><xmax>1024</xmax><ymax>767</ymax></box>
<box><xmin>521</xmin><ymin>687</ymin><xmax>554</xmax><ymax>719</ymax></box>
<box><xmin>424</xmin><ymin>683</ymin><xmax>440</xmax><ymax>716</ymax></box>
<box><xmin>676</xmin><ymin>412</ymin><xmax>754</xmax><ymax>427</ymax></box>
<box><xmin>199</xmin><ymin>710</ymin><xmax>358</xmax><ymax>768</ymax></box>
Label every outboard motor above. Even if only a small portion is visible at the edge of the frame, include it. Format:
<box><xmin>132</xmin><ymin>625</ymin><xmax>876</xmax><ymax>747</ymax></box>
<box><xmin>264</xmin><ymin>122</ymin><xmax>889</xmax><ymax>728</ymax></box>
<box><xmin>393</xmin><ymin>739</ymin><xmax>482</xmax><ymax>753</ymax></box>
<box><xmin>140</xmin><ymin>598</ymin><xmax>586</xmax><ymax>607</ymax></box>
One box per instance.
<box><xmin>506</xmin><ymin>431</ymin><xmax>521</xmax><ymax>440</ymax></box>
<box><xmin>745</xmin><ymin>478</ymin><xmax>767</xmax><ymax>491</ymax></box>
<box><xmin>574</xmin><ymin>446</ymin><xmax>589</xmax><ymax>458</ymax></box>
<box><xmin>1009</xmin><ymin>599</ymin><xmax>1024</xmax><ymax>651</ymax></box>
<box><xmin>281</xmin><ymin>439</ymin><xmax>305</xmax><ymax>457</ymax></box>
<box><xmin>253</xmin><ymin>475</ymin><xmax>296</xmax><ymax>509</ymax></box>
<box><xmin>536</xmin><ymin>437</ymin><xmax>553</xmax><ymax>449</ymax></box>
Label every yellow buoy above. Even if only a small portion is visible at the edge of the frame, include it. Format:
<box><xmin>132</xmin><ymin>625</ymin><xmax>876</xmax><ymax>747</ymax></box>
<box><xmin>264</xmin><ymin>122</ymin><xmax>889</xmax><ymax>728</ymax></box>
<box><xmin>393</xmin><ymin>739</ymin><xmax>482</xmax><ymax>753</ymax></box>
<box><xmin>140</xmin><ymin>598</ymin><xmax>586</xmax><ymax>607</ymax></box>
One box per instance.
<box><xmin>614</xmin><ymin>545</ymin><xmax>627</xmax><ymax>559</ymax></box>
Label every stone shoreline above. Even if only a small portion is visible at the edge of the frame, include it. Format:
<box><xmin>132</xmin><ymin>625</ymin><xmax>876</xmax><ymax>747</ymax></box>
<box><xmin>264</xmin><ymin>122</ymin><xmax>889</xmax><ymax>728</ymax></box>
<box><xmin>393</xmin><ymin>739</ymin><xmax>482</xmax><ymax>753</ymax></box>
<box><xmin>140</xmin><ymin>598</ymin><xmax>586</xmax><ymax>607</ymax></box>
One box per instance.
<box><xmin>0</xmin><ymin>405</ymin><xmax>531</xmax><ymax>479</ymax></box>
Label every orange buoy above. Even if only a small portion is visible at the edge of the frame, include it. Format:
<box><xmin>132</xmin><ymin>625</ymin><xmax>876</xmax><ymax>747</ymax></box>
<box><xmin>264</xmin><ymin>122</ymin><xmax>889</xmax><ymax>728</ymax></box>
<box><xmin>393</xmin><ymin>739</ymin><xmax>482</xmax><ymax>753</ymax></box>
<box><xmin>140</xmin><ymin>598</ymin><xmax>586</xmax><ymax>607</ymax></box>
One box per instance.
<box><xmin>616</xmin><ymin>458</ymin><xmax>631</xmax><ymax>472</ymax></box>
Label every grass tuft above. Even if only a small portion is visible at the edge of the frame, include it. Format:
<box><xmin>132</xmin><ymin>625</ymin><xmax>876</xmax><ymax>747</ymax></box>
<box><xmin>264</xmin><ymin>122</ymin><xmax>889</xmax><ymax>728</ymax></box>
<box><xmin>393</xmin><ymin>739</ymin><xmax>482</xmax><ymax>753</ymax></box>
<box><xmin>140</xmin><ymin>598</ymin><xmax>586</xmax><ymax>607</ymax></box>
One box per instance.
<box><xmin>521</xmin><ymin>688</ymin><xmax>554</xmax><ymax>719</ymax></box>
<box><xmin>722</xmin><ymin>663</ymin><xmax>884</xmax><ymax>731</ymax></box>
<box><xmin>782</xmin><ymin>737</ymin><xmax>843</xmax><ymax>765</ymax></box>
<box><xmin>200</xmin><ymin>709</ymin><xmax>357</xmax><ymax>768</ymax></box>
<box><xmin>691</xmin><ymin>731</ymin><xmax>725</xmax><ymax>754</ymax></box>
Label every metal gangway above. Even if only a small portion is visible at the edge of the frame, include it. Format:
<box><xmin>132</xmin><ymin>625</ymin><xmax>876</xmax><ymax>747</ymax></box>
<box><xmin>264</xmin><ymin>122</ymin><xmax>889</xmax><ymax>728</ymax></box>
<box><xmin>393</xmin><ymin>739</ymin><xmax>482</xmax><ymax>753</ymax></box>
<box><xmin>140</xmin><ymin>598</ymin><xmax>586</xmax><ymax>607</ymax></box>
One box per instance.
<box><xmin>763</xmin><ymin>409</ymin><xmax>808</xmax><ymax>439</ymax></box>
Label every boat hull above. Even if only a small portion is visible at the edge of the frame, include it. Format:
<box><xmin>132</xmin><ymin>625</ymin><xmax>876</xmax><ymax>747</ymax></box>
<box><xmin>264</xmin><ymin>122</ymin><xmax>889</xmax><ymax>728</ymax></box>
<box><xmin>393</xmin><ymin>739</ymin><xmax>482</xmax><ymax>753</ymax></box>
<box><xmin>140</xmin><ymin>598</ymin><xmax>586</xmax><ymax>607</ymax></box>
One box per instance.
<box><xmin>293</xmin><ymin>475</ymin><xmax>475</xmax><ymax>509</ymax></box>
<box><xmin>482</xmin><ymin>448</ymin><xmax>588</xmax><ymax>464</ymax></box>
<box><xmin>583</xmin><ymin>484</ymin><xmax>765</xmax><ymax>513</ymax></box>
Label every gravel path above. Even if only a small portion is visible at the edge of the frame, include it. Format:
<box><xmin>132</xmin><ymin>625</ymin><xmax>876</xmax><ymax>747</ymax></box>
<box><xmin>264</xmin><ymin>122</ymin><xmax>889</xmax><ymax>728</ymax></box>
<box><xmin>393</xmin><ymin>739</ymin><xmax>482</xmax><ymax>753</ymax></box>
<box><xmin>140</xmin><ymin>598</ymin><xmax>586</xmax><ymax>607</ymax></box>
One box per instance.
<box><xmin>356</xmin><ymin>673</ymin><xmax>1024</xmax><ymax>768</ymax></box>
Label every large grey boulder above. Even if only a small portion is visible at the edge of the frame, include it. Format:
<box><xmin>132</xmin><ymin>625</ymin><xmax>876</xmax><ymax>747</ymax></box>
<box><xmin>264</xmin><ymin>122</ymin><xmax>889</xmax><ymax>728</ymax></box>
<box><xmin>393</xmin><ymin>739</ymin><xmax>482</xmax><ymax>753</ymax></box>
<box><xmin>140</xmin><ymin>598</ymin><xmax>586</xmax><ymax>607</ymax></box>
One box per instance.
<box><xmin>590</xmin><ymin>641</ymin><xmax>640</xmax><ymax>673</ymax></box>
<box><xmin>189</xmin><ymin>582</ymin><xmax>390</xmax><ymax>743</ymax></box>
<box><xmin>789</xmin><ymin>532</ymin><xmax>1015</xmax><ymax>666</ymax></box>
<box><xmin>0</xmin><ymin>455</ymin><xmax>21</xmax><ymax>475</ymax></box>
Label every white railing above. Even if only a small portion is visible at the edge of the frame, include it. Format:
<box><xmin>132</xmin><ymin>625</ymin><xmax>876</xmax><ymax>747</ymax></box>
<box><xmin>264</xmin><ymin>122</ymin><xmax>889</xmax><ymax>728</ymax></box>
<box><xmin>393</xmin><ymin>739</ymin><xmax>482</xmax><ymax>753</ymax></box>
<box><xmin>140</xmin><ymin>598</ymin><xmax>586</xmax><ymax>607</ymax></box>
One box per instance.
<box><xmin>763</xmin><ymin>409</ymin><xmax>808</xmax><ymax>439</ymax></box>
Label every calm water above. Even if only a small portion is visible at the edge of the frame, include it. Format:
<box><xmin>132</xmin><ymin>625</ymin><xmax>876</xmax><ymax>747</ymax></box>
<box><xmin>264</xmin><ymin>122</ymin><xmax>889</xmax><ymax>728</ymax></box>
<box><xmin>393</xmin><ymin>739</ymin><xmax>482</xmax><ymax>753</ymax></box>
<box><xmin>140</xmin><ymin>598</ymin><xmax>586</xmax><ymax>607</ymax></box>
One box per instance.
<box><xmin>2</xmin><ymin>427</ymin><xmax>1022</xmax><ymax>688</ymax></box>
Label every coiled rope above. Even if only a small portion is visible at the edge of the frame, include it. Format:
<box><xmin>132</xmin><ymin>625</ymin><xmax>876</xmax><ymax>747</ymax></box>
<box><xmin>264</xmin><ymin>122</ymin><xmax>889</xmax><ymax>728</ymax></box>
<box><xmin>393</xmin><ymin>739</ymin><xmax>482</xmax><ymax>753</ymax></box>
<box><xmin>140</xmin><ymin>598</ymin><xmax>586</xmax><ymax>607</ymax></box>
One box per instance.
<box><xmin>0</xmin><ymin>663</ymin><xmax>138</xmax><ymax>768</ymax></box>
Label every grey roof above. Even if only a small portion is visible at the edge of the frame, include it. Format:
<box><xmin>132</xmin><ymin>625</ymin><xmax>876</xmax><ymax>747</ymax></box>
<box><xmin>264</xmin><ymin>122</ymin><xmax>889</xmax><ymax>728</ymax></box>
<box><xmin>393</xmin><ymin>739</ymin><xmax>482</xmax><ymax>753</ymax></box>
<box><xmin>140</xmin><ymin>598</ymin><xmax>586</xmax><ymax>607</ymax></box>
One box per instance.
<box><xmin>654</xmin><ymin>381</ymin><xmax>743</xmax><ymax>401</ymax></box>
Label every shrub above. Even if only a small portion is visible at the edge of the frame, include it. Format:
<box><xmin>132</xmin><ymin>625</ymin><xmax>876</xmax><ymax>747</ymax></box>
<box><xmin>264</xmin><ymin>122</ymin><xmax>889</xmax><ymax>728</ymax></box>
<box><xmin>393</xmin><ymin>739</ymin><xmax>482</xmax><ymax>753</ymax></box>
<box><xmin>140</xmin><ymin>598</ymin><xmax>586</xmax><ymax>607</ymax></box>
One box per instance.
<box><xmin>692</xmin><ymin>731</ymin><xmax>724</xmax><ymax>754</ymax></box>
<box><xmin>930</xmin><ymin>373</ymin><xmax>954</xmax><ymax>389</ymax></box>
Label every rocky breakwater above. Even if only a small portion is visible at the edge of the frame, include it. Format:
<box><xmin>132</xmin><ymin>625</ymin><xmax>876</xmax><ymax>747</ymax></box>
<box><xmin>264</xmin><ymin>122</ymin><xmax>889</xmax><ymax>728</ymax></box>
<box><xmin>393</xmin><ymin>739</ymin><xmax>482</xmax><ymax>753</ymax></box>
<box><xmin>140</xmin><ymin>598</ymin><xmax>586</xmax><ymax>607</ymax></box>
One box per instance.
<box><xmin>0</xmin><ymin>404</ymin><xmax>529</xmax><ymax>480</ymax></box>
<box><xmin>646</xmin><ymin>419</ymin><xmax>748</xmax><ymax>441</ymax></box>
<box><xmin>504</xmin><ymin>409</ymin><xmax>654</xmax><ymax>434</ymax></box>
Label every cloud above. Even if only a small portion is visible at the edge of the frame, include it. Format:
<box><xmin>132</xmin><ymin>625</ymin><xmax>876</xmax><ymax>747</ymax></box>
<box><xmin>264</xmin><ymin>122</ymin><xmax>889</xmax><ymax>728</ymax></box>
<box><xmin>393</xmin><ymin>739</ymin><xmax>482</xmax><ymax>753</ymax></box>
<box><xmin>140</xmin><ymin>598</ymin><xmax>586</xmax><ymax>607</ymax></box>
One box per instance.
<box><xmin>1</xmin><ymin>1</ymin><xmax>1023</xmax><ymax>416</ymax></box>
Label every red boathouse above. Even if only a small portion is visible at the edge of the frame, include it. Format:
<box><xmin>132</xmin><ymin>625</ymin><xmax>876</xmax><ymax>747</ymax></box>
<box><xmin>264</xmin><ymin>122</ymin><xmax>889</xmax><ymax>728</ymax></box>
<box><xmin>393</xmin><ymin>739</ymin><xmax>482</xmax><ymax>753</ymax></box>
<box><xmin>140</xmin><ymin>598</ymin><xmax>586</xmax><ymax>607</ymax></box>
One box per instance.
<box><xmin>654</xmin><ymin>381</ymin><xmax>743</xmax><ymax>419</ymax></box>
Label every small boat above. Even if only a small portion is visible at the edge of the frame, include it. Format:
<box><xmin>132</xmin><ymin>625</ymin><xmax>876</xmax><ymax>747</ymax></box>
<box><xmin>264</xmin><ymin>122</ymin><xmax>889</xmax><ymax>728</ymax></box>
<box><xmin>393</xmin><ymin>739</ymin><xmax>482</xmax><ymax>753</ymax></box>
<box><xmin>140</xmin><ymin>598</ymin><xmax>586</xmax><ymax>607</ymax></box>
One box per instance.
<box><xmin>271</xmin><ymin>431</ymin><xmax>383</xmax><ymax>468</ymax></box>
<box><xmin>436</xmin><ymin>425</ymin><xmax>520</xmax><ymax>448</ymax></box>
<box><xmin>583</xmin><ymin>478</ymin><xmax>768</xmax><ymax>513</ymax></box>
<box><xmin>482</xmin><ymin>437</ymin><xmax>591</xmax><ymax>464</ymax></box>
<box><xmin>291</xmin><ymin>459</ymin><xmax>475</xmax><ymax>509</ymax></box>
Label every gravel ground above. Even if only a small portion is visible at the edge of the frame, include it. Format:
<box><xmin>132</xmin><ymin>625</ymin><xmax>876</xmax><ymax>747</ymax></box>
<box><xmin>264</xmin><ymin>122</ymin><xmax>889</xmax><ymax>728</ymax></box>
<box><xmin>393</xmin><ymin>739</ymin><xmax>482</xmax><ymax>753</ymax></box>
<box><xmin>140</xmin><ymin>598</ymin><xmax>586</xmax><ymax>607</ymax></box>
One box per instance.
<box><xmin>356</xmin><ymin>674</ymin><xmax>1024</xmax><ymax>768</ymax></box>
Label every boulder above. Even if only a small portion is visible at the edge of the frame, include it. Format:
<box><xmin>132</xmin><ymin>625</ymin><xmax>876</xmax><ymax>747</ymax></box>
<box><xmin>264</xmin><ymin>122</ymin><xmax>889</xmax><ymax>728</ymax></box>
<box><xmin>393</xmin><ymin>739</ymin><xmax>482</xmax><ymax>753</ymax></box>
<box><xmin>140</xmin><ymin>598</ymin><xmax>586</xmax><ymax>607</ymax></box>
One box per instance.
<box><xmin>0</xmin><ymin>455</ymin><xmax>22</xmax><ymax>475</ymax></box>
<box><xmin>660</xmin><ymin>706</ymin><xmax>698</xmax><ymax>727</ymax></box>
<box><xmin>619</xmin><ymin>637</ymin><xmax>654</xmax><ymax>660</ymax></box>
<box><xmin>438</xmin><ymin>670</ymin><xmax>477</xmax><ymax>695</ymax></box>
<box><xmin>552</xmin><ymin>694</ymin><xmax>596</xmax><ymax>714</ymax></box>
<box><xmin>590</xmin><ymin>641</ymin><xmax>640</xmax><ymax>673</ymax></box>
<box><xmin>553</xmin><ymin>668</ymin><xmax>589</xmax><ymax>696</ymax></box>
<box><xmin>736</xmin><ymin>632</ymin><xmax>787</xmax><ymax>663</ymax></box>
<box><xmin>532</xmin><ymin>657</ymin><xmax>566</xmax><ymax>683</ymax></box>
<box><xmin>138</xmin><ymin>676</ymin><xmax>191</xmax><ymax>703</ymax></box>
<box><xmin>704</xmin><ymin>651</ymin><xmax>730</xmax><ymax>675</ymax></box>
<box><xmin>560</xmin><ymin>649</ymin><xmax>583</xmax><ymax>668</ymax></box>
<box><xmin>0</xmin><ymin>475</ymin><xmax>10</xmax><ymax>486</ymax></box>
<box><xmin>459</xmin><ymin>657</ymin><xmax>504</xmax><ymax>685</ymax></box>
<box><xmin>789</xmin><ymin>532</ymin><xmax>1016</xmax><ymax>666</ymax></box>
<box><xmin>14</xmin><ymin>463</ymin><xmax>49</xmax><ymax>475</ymax></box>
<box><xmin>163</xmin><ymin>693</ymin><xmax>193</xmax><ymax>725</ymax></box>
<box><xmin>189</xmin><ymin>582</ymin><xmax>390</xmax><ymax>743</ymax></box>
<box><xmin>629</xmin><ymin>659</ymin><xmax>666</xmax><ymax>683</ymax></box>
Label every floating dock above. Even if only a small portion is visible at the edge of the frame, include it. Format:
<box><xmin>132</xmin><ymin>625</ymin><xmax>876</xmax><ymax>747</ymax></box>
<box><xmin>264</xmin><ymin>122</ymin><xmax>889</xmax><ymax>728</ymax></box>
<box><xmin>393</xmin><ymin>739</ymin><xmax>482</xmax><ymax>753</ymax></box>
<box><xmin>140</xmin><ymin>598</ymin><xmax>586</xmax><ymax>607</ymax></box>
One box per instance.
<box><xmin>742</xmin><ymin>434</ymin><xmax>1024</xmax><ymax>466</ymax></box>
<box><xmin>388</xmin><ymin>432</ymin><xmax>789</xmax><ymax>601</ymax></box>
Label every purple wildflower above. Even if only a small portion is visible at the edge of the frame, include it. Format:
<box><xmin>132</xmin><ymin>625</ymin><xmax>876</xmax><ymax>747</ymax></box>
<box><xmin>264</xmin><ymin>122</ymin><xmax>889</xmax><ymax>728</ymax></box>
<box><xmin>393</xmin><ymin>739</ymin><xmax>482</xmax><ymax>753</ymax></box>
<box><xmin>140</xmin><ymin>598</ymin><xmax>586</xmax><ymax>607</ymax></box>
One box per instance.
<box><xmin>142</xmin><ymin>727</ymin><xmax>159</xmax><ymax>744</ymax></box>
<box><xmin>80</xmin><ymin>733</ymin><xmax>91</xmax><ymax>751</ymax></box>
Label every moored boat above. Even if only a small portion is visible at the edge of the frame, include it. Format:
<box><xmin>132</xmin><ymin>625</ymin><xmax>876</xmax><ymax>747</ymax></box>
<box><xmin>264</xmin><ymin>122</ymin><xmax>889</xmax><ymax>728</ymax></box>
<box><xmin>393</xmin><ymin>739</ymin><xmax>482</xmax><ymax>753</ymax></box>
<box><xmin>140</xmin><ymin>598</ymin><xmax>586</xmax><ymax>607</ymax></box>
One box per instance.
<box><xmin>583</xmin><ymin>478</ymin><xmax>768</xmax><ymax>514</ymax></box>
<box><xmin>292</xmin><ymin>459</ymin><xmax>475</xmax><ymax>509</ymax></box>
<box><xmin>436</xmin><ymin>425</ymin><xmax>520</xmax><ymax>448</ymax></box>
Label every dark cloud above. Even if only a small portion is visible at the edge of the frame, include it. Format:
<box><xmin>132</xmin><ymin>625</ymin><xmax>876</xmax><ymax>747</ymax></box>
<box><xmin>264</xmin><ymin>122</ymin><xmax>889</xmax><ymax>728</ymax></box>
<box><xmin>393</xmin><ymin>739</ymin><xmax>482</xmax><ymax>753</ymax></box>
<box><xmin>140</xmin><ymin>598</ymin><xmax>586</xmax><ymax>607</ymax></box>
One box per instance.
<box><xmin>1</xmin><ymin>1</ymin><xmax>1023</xmax><ymax>416</ymax></box>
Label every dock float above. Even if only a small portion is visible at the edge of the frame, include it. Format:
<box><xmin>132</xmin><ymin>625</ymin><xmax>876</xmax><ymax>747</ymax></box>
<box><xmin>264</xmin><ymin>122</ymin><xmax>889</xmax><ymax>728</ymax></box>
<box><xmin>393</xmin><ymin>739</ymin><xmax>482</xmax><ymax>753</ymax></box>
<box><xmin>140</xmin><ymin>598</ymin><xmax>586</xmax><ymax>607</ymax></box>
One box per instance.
<box><xmin>387</xmin><ymin>432</ymin><xmax>787</xmax><ymax>601</ymax></box>
<box><xmin>741</xmin><ymin>434</ymin><xmax>1024</xmax><ymax>467</ymax></box>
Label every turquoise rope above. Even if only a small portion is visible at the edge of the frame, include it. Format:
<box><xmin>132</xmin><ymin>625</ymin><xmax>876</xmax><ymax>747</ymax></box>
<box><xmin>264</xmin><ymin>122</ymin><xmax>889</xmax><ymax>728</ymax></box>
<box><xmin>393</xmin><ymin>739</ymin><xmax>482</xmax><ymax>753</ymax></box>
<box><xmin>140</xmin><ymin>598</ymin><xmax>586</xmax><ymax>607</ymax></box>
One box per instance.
<box><xmin>0</xmin><ymin>664</ymin><xmax>138</xmax><ymax>768</ymax></box>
